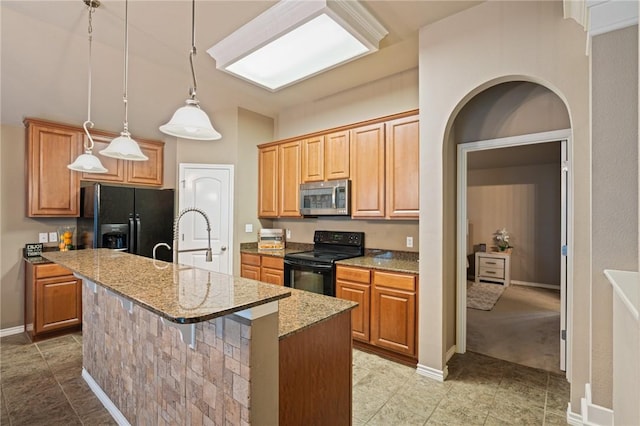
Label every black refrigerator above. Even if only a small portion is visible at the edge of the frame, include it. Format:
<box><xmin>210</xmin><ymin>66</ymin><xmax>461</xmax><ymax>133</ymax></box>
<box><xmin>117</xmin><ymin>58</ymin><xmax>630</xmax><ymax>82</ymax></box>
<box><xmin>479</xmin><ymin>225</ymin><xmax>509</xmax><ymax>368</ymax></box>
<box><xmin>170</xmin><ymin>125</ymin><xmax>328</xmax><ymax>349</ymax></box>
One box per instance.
<box><xmin>77</xmin><ymin>183</ymin><xmax>175</xmax><ymax>262</ymax></box>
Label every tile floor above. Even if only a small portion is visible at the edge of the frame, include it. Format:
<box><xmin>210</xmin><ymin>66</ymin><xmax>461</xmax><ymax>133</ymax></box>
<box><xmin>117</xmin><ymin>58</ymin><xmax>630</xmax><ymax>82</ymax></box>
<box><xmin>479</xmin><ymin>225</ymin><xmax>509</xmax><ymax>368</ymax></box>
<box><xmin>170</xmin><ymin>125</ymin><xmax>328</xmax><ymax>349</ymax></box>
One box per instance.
<box><xmin>1</xmin><ymin>332</ymin><xmax>569</xmax><ymax>425</ymax></box>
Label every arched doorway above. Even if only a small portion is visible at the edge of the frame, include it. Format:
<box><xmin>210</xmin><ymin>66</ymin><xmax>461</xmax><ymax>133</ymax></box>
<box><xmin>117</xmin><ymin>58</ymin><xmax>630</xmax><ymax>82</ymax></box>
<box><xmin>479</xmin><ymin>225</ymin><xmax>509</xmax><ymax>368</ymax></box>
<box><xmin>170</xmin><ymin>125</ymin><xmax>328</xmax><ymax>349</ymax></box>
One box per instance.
<box><xmin>450</xmin><ymin>80</ymin><xmax>572</xmax><ymax>375</ymax></box>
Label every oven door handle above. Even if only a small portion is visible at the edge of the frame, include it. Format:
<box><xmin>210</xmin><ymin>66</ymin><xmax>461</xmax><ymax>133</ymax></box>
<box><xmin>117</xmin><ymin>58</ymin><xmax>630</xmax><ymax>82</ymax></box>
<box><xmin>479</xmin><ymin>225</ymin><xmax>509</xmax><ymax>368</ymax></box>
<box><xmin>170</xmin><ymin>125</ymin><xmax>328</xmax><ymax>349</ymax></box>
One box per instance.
<box><xmin>284</xmin><ymin>259</ymin><xmax>334</xmax><ymax>270</ymax></box>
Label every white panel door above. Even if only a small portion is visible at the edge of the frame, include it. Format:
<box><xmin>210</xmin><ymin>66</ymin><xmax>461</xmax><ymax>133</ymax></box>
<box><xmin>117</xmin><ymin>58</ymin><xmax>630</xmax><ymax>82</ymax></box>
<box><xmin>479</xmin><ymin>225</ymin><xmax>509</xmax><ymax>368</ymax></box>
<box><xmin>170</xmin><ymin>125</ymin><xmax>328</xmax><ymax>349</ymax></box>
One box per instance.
<box><xmin>178</xmin><ymin>164</ymin><xmax>234</xmax><ymax>274</ymax></box>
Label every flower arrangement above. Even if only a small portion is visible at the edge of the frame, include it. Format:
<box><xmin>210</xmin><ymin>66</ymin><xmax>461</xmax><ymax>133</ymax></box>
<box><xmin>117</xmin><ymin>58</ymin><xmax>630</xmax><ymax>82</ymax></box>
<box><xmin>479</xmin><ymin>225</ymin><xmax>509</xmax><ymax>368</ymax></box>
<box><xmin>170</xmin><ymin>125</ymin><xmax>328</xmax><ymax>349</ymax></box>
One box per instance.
<box><xmin>494</xmin><ymin>228</ymin><xmax>512</xmax><ymax>251</ymax></box>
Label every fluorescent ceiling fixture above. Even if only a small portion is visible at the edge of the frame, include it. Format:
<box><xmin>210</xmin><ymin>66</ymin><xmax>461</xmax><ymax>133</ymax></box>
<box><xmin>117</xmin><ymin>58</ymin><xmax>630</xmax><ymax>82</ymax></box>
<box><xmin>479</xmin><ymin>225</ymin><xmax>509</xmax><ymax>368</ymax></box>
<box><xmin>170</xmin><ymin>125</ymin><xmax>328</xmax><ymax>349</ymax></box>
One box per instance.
<box><xmin>207</xmin><ymin>0</ymin><xmax>388</xmax><ymax>91</ymax></box>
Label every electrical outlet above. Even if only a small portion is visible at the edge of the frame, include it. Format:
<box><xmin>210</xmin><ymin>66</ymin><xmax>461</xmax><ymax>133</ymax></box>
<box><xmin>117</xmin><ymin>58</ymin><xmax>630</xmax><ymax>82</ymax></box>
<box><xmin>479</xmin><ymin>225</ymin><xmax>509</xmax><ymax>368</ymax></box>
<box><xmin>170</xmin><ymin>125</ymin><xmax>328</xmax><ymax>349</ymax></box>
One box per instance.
<box><xmin>49</xmin><ymin>231</ymin><xmax>58</xmax><ymax>242</ymax></box>
<box><xmin>406</xmin><ymin>236</ymin><xmax>414</xmax><ymax>248</ymax></box>
<box><xmin>286</xmin><ymin>229</ymin><xmax>291</xmax><ymax>239</ymax></box>
<box><xmin>245</xmin><ymin>224</ymin><xmax>253</xmax><ymax>233</ymax></box>
<box><xmin>39</xmin><ymin>233</ymin><xmax>48</xmax><ymax>243</ymax></box>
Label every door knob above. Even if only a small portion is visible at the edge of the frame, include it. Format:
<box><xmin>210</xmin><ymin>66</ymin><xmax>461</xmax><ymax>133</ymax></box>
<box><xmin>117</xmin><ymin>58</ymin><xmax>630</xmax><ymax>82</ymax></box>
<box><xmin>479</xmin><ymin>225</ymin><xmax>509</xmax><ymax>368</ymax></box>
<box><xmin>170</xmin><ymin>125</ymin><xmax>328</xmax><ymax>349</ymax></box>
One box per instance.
<box><xmin>221</xmin><ymin>246</ymin><xmax>227</xmax><ymax>251</ymax></box>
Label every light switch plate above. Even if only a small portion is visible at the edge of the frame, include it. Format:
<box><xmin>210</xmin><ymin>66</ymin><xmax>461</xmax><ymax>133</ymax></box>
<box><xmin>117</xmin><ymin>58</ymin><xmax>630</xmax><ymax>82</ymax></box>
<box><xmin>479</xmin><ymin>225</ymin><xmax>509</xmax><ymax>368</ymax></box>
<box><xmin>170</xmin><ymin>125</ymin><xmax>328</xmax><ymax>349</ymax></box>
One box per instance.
<box><xmin>286</xmin><ymin>229</ymin><xmax>291</xmax><ymax>239</ymax></box>
<box><xmin>406</xmin><ymin>236</ymin><xmax>414</xmax><ymax>248</ymax></box>
<box><xmin>49</xmin><ymin>231</ymin><xmax>58</xmax><ymax>242</ymax></box>
<box><xmin>245</xmin><ymin>224</ymin><xmax>253</xmax><ymax>233</ymax></box>
<box><xmin>39</xmin><ymin>233</ymin><xmax>48</xmax><ymax>243</ymax></box>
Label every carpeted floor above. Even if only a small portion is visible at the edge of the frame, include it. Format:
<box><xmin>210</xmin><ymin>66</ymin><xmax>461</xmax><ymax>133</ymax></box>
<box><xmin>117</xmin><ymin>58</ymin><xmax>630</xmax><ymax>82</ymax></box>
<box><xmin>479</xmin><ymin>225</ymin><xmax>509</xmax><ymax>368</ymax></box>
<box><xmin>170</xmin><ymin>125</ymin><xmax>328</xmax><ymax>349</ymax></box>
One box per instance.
<box><xmin>467</xmin><ymin>284</ymin><xmax>563</xmax><ymax>374</ymax></box>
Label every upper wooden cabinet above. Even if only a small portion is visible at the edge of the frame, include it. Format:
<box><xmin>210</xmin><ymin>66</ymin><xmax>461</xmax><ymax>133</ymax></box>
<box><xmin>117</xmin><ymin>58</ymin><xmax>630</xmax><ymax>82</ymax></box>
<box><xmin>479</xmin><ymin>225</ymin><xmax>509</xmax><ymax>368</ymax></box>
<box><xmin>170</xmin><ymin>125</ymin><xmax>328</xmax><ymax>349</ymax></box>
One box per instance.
<box><xmin>257</xmin><ymin>110</ymin><xmax>418</xmax><ymax>220</ymax></box>
<box><xmin>301</xmin><ymin>130</ymin><xmax>350</xmax><ymax>183</ymax></box>
<box><xmin>350</xmin><ymin>123</ymin><xmax>386</xmax><ymax>218</ymax></box>
<box><xmin>258</xmin><ymin>145</ymin><xmax>279</xmax><ymax>217</ymax></box>
<box><xmin>81</xmin><ymin>134</ymin><xmax>164</xmax><ymax>187</ymax></box>
<box><xmin>301</xmin><ymin>136</ymin><xmax>324</xmax><ymax>183</ymax></box>
<box><xmin>325</xmin><ymin>130</ymin><xmax>350</xmax><ymax>180</ymax></box>
<box><xmin>25</xmin><ymin>119</ymin><xmax>81</xmax><ymax>217</ymax></box>
<box><xmin>25</xmin><ymin>118</ymin><xmax>165</xmax><ymax>218</ymax></box>
<box><xmin>385</xmin><ymin>115</ymin><xmax>419</xmax><ymax>218</ymax></box>
<box><xmin>279</xmin><ymin>141</ymin><xmax>302</xmax><ymax>217</ymax></box>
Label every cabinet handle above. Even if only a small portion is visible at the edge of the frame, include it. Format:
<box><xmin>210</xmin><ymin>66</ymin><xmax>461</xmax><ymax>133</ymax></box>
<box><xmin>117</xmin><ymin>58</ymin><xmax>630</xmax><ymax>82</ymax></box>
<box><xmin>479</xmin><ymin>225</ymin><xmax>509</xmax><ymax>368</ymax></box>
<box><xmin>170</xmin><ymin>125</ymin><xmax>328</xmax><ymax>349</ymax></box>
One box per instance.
<box><xmin>486</xmin><ymin>261</ymin><xmax>497</xmax><ymax>265</ymax></box>
<box><xmin>485</xmin><ymin>271</ymin><xmax>496</xmax><ymax>274</ymax></box>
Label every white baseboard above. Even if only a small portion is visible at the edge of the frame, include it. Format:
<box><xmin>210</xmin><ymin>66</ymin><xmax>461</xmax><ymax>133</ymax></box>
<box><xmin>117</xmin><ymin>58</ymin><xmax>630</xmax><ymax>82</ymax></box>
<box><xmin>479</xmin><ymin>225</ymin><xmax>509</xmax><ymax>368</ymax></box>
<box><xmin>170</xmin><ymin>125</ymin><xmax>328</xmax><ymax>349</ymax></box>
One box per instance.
<box><xmin>82</xmin><ymin>368</ymin><xmax>130</xmax><ymax>426</ymax></box>
<box><xmin>0</xmin><ymin>326</ymin><xmax>24</xmax><ymax>337</ymax></box>
<box><xmin>567</xmin><ymin>402</ymin><xmax>583</xmax><ymax>425</ymax></box>
<box><xmin>446</xmin><ymin>345</ymin><xmax>456</xmax><ymax>362</ymax></box>
<box><xmin>579</xmin><ymin>383</ymin><xmax>614</xmax><ymax>426</ymax></box>
<box><xmin>416</xmin><ymin>363</ymin><xmax>448</xmax><ymax>382</ymax></box>
<box><xmin>511</xmin><ymin>280</ymin><xmax>561</xmax><ymax>290</ymax></box>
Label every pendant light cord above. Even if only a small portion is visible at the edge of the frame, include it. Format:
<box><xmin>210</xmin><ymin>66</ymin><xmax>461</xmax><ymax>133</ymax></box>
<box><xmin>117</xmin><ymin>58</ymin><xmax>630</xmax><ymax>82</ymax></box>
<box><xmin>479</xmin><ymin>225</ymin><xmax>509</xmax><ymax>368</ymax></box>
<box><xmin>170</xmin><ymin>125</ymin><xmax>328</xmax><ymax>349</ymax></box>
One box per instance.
<box><xmin>83</xmin><ymin>1</ymin><xmax>97</xmax><ymax>152</ymax></box>
<box><xmin>188</xmin><ymin>0</ymin><xmax>198</xmax><ymax>101</ymax></box>
<box><xmin>122</xmin><ymin>0</ymin><xmax>131</xmax><ymax>135</ymax></box>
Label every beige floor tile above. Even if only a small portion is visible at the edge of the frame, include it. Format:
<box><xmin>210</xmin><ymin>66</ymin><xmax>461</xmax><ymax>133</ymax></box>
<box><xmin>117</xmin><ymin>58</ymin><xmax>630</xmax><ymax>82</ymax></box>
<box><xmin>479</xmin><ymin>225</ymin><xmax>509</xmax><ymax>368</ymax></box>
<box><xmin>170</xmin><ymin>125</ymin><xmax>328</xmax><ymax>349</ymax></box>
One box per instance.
<box><xmin>490</xmin><ymin>396</ymin><xmax>545</xmax><ymax>425</ymax></box>
<box><xmin>543</xmin><ymin>411</ymin><xmax>569</xmax><ymax>425</ymax></box>
<box><xmin>367</xmin><ymin>402</ymin><xmax>430</xmax><ymax>426</ymax></box>
<box><xmin>426</xmin><ymin>402</ymin><xmax>488</xmax><ymax>425</ymax></box>
<box><xmin>496</xmin><ymin>380</ymin><xmax>547</xmax><ymax>410</ymax></box>
<box><xmin>545</xmin><ymin>391</ymin><xmax>570</xmax><ymax>417</ymax></box>
<box><xmin>352</xmin><ymin>391</ymin><xmax>388</xmax><ymax>423</ymax></box>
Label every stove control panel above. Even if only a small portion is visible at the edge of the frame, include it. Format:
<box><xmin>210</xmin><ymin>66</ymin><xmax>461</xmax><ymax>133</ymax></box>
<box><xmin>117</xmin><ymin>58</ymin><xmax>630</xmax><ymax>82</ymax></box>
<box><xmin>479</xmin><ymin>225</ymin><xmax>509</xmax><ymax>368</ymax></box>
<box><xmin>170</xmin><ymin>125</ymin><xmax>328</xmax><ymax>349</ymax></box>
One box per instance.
<box><xmin>313</xmin><ymin>231</ymin><xmax>364</xmax><ymax>247</ymax></box>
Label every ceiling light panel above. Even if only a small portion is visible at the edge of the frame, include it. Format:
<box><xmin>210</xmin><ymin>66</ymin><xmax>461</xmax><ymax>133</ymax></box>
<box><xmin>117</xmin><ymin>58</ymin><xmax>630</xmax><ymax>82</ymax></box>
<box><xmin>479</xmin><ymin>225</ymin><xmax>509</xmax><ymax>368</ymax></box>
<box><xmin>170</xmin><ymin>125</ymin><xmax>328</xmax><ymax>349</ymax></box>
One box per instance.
<box><xmin>207</xmin><ymin>0</ymin><xmax>388</xmax><ymax>92</ymax></box>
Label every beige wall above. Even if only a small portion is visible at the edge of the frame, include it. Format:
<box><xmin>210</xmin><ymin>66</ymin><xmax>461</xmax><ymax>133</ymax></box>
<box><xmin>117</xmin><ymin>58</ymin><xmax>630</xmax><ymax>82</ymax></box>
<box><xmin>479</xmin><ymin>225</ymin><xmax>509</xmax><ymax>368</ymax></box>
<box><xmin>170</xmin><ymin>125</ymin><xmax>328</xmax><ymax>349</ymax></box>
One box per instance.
<box><xmin>276</xmin><ymin>68</ymin><xmax>418</xmax><ymax>139</ymax></box>
<box><xmin>454</xmin><ymin>81</ymin><xmax>570</xmax><ymax>143</ymax></box>
<box><xmin>418</xmin><ymin>0</ymin><xmax>590</xmax><ymax>412</ymax></box>
<box><xmin>591</xmin><ymin>25</ymin><xmax>638</xmax><ymax>408</ymax></box>
<box><xmin>273</xmin><ymin>218</ymin><xmax>418</xmax><ymax>252</ymax></box>
<box><xmin>468</xmin><ymin>163</ymin><xmax>561</xmax><ymax>286</ymax></box>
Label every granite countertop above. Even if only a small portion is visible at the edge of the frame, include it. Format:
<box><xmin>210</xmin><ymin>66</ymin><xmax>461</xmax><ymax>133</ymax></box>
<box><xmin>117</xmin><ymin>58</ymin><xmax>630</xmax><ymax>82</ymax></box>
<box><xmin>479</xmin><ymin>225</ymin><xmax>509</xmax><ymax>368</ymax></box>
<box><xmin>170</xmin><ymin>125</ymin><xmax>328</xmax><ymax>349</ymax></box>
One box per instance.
<box><xmin>337</xmin><ymin>250</ymin><xmax>419</xmax><ymax>274</ymax></box>
<box><xmin>43</xmin><ymin>249</ymin><xmax>292</xmax><ymax>324</ymax></box>
<box><xmin>24</xmin><ymin>255</ymin><xmax>55</xmax><ymax>265</ymax></box>
<box><xmin>278</xmin><ymin>288</ymin><xmax>357</xmax><ymax>339</ymax></box>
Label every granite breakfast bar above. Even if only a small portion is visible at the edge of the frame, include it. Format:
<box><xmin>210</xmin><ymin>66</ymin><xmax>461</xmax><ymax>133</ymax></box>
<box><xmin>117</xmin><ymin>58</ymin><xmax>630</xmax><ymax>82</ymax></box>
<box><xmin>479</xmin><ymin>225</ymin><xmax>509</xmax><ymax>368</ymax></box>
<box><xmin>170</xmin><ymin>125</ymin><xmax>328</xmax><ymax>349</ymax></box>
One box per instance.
<box><xmin>43</xmin><ymin>249</ymin><xmax>357</xmax><ymax>425</ymax></box>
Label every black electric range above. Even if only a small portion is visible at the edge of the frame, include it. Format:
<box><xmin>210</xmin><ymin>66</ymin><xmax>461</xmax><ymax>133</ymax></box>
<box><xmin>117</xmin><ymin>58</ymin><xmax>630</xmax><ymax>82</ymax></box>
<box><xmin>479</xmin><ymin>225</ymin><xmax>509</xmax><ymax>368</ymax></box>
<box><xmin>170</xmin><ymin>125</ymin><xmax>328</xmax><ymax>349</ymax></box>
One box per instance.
<box><xmin>284</xmin><ymin>230</ymin><xmax>364</xmax><ymax>296</ymax></box>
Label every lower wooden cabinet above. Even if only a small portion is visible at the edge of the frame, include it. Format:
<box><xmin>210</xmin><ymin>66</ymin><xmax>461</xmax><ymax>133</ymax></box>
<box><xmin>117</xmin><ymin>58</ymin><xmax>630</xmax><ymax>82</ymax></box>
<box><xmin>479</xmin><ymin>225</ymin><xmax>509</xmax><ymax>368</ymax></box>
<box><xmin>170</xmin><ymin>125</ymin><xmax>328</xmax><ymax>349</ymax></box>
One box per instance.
<box><xmin>25</xmin><ymin>262</ymin><xmax>82</xmax><ymax>341</ymax></box>
<box><xmin>240</xmin><ymin>253</ymin><xmax>284</xmax><ymax>285</ymax></box>
<box><xmin>371</xmin><ymin>271</ymin><xmax>417</xmax><ymax>356</ymax></box>
<box><xmin>336</xmin><ymin>265</ymin><xmax>418</xmax><ymax>363</ymax></box>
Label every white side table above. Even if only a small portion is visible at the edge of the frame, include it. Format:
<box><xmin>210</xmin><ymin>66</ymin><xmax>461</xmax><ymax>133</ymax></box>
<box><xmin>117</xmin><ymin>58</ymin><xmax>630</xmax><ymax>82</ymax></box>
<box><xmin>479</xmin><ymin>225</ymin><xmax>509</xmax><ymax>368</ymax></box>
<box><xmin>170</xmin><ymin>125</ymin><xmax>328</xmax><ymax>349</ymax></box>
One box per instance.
<box><xmin>475</xmin><ymin>251</ymin><xmax>511</xmax><ymax>287</ymax></box>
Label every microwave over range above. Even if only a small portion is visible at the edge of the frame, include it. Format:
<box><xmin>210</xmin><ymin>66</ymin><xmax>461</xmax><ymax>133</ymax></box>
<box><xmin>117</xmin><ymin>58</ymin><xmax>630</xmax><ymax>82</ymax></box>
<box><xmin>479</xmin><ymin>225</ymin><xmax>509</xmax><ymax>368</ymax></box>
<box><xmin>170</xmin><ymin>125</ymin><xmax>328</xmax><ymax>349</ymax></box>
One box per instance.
<box><xmin>299</xmin><ymin>179</ymin><xmax>350</xmax><ymax>216</ymax></box>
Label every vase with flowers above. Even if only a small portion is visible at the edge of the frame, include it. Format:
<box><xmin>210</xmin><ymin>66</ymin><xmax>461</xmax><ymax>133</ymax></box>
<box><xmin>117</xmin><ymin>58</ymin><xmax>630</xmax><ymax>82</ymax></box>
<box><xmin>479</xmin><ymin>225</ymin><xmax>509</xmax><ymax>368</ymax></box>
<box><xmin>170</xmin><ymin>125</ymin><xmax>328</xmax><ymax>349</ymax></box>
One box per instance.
<box><xmin>494</xmin><ymin>228</ymin><xmax>512</xmax><ymax>252</ymax></box>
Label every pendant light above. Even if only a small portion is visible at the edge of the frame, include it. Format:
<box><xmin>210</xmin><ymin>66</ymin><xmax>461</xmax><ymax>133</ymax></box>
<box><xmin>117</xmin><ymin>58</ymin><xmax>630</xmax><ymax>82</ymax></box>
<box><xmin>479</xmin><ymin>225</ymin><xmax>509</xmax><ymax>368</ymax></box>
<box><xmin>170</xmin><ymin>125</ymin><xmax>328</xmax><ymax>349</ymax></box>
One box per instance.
<box><xmin>68</xmin><ymin>0</ymin><xmax>108</xmax><ymax>174</ymax></box>
<box><xmin>100</xmin><ymin>0</ymin><xmax>148</xmax><ymax>161</ymax></box>
<box><xmin>159</xmin><ymin>0</ymin><xmax>221</xmax><ymax>141</ymax></box>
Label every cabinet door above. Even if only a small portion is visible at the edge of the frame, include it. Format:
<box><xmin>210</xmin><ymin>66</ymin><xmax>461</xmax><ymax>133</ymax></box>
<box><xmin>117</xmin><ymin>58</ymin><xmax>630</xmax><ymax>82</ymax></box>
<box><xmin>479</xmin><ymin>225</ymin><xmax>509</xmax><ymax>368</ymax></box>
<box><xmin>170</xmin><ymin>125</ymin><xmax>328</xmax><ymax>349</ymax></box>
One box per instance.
<box><xmin>350</xmin><ymin>123</ymin><xmax>385</xmax><ymax>218</ymax></box>
<box><xmin>279</xmin><ymin>141</ymin><xmax>302</xmax><ymax>217</ymax></box>
<box><xmin>336</xmin><ymin>279</ymin><xmax>370</xmax><ymax>342</ymax></box>
<box><xmin>325</xmin><ymin>130</ymin><xmax>350</xmax><ymax>180</ymax></box>
<box><xmin>371</xmin><ymin>284</ymin><xmax>416</xmax><ymax>357</ymax></box>
<box><xmin>258</xmin><ymin>146</ymin><xmax>279</xmax><ymax>217</ymax></box>
<box><xmin>80</xmin><ymin>133</ymin><xmax>126</xmax><ymax>183</ymax></box>
<box><xmin>301</xmin><ymin>136</ymin><xmax>324</xmax><ymax>182</ymax></box>
<box><xmin>26</xmin><ymin>120</ymin><xmax>80</xmax><ymax>217</ymax></box>
<box><xmin>35</xmin><ymin>275</ymin><xmax>82</xmax><ymax>334</ymax></box>
<box><xmin>386</xmin><ymin>115</ymin><xmax>419</xmax><ymax>218</ymax></box>
<box><xmin>261</xmin><ymin>267</ymin><xmax>284</xmax><ymax>285</ymax></box>
<box><xmin>126</xmin><ymin>139</ymin><xmax>164</xmax><ymax>186</ymax></box>
<box><xmin>241</xmin><ymin>264</ymin><xmax>261</xmax><ymax>281</ymax></box>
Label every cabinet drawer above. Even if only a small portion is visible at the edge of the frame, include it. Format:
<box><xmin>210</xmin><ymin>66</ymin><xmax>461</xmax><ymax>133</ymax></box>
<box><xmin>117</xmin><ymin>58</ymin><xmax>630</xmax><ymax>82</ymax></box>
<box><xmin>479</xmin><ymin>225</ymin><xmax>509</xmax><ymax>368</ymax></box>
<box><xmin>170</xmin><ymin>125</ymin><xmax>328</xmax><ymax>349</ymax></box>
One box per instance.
<box><xmin>35</xmin><ymin>263</ymin><xmax>73</xmax><ymax>279</ymax></box>
<box><xmin>478</xmin><ymin>257</ymin><xmax>504</xmax><ymax>269</ymax></box>
<box><xmin>478</xmin><ymin>266</ymin><xmax>504</xmax><ymax>279</ymax></box>
<box><xmin>261</xmin><ymin>255</ymin><xmax>283</xmax><ymax>270</ymax></box>
<box><xmin>241</xmin><ymin>253</ymin><xmax>261</xmax><ymax>267</ymax></box>
<box><xmin>336</xmin><ymin>266</ymin><xmax>370</xmax><ymax>284</ymax></box>
<box><xmin>373</xmin><ymin>271</ymin><xmax>416</xmax><ymax>292</ymax></box>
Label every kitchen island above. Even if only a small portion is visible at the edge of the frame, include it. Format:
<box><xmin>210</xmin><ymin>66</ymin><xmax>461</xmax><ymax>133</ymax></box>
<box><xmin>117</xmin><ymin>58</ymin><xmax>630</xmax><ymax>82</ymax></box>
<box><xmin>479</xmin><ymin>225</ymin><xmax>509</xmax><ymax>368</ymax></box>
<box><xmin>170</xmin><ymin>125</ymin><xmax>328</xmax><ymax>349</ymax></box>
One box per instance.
<box><xmin>43</xmin><ymin>249</ymin><xmax>356</xmax><ymax>425</ymax></box>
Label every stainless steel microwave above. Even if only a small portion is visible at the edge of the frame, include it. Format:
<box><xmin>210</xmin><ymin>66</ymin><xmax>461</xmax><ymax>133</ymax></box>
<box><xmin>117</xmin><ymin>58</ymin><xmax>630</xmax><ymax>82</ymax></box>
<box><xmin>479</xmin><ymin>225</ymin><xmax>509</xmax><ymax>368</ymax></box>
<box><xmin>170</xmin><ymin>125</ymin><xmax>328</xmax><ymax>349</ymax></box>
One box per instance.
<box><xmin>299</xmin><ymin>179</ymin><xmax>350</xmax><ymax>216</ymax></box>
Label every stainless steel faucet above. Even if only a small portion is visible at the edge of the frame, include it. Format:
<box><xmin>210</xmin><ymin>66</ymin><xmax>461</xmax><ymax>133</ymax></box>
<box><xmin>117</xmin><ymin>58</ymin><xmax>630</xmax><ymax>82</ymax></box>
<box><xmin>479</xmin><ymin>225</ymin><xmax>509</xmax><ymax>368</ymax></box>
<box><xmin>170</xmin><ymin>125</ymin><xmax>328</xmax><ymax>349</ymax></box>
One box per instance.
<box><xmin>173</xmin><ymin>207</ymin><xmax>213</xmax><ymax>263</ymax></box>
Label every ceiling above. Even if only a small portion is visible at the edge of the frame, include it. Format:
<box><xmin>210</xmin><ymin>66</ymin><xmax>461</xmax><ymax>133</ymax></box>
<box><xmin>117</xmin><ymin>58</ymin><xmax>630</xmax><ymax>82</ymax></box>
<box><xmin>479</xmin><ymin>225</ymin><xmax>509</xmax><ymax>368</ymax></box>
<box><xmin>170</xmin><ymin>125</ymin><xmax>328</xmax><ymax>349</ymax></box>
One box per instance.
<box><xmin>1</xmin><ymin>1</ymin><xmax>481</xmax><ymax>138</ymax></box>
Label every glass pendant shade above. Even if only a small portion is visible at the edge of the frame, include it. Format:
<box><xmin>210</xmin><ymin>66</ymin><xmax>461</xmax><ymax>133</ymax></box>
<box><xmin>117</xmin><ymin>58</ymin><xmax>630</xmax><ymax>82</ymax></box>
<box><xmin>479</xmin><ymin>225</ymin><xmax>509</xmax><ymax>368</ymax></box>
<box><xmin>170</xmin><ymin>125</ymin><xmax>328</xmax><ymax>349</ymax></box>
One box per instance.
<box><xmin>99</xmin><ymin>133</ymin><xmax>148</xmax><ymax>161</ymax></box>
<box><xmin>68</xmin><ymin>151</ymin><xmax>108</xmax><ymax>173</ymax></box>
<box><xmin>160</xmin><ymin>101</ymin><xmax>221</xmax><ymax>140</ymax></box>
